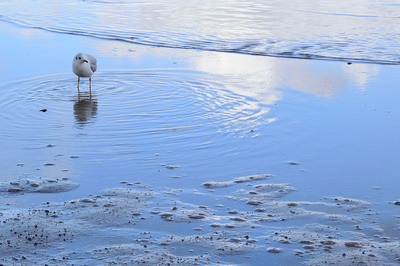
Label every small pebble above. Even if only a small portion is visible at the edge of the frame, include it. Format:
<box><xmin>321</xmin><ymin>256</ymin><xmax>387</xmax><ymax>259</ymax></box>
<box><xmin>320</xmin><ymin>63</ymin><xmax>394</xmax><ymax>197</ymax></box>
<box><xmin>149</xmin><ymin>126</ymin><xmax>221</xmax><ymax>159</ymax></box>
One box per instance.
<box><xmin>345</xmin><ymin>242</ymin><xmax>364</xmax><ymax>248</ymax></box>
<box><xmin>267</xmin><ymin>247</ymin><xmax>282</xmax><ymax>253</ymax></box>
<box><xmin>188</xmin><ymin>214</ymin><xmax>206</xmax><ymax>219</ymax></box>
<box><xmin>8</xmin><ymin>188</ymin><xmax>23</xmax><ymax>192</ymax></box>
<box><xmin>80</xmin><ymin>198</ymin><xmax>96</xmax><ymax>203</ymax></box>
<box><xmin>231</xmin><ymin>217</ymin><xmax>246</xmax><ymax>222</ymax></box>
<box><xmin>160</xmin><ymin>213</ymin><xmax>174</xmax><ymax>218</ymax></box>
<box><xmin>210</xmin><ymin>223</ymin><xmax>221</xmax><ymax>228</ymax></box>
<box><xmin>320</xmin><ymin>240</ymin><xmax>336</xmax><ymax>245</ymax></box>
<box><xmin>247</xmin><ymin>200</ymin><xmax>262</xmax><ymax>206</ymax></box>
<box><xmin>294</xmin><ymin>249</ymin><xmax>304</xmax><ymax>255</ymax></box>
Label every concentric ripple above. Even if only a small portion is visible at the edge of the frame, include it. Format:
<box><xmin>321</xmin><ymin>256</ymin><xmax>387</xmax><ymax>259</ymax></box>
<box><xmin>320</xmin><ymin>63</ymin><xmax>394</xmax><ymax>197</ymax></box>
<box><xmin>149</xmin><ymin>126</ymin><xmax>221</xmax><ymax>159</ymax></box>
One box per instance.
<box><xmin>0</xmin><ymin>69</ymin><xmax>273</xmax><ymax>170</ymax></box>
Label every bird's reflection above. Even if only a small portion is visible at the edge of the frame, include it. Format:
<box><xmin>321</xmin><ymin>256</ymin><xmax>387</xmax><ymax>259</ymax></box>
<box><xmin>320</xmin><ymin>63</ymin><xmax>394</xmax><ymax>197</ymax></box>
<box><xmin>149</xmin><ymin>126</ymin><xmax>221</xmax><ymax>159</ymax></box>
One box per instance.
<box><xmin>73</xmin><ymin>93</ymin><xmax>98</xmax><ymax>127</ymax></box>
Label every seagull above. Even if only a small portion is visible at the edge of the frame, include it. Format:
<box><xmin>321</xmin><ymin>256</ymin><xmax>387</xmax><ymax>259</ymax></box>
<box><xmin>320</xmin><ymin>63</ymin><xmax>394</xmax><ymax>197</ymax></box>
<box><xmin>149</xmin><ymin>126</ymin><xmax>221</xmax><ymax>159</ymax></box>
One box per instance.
<box><xmin>72</xmin><ymin>53</ymin><xmax>97</xmax><ymax>93</ymax></box>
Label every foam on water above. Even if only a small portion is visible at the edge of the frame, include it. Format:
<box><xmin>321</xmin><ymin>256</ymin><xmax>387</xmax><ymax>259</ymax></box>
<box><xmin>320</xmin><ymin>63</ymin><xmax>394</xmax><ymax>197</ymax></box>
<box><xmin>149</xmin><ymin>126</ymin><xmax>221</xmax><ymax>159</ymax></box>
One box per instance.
<box><xmin>1</xmin><ymin>0</ymin><xmax>399</xmax><ymax>64</ymax></box>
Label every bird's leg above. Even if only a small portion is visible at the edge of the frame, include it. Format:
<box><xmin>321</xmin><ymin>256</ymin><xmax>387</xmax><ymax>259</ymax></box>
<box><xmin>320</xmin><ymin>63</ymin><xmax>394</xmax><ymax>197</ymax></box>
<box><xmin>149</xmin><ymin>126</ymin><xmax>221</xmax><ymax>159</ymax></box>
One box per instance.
<box><xmin>89</xmin><ymin>77</ymin><xmax>92</xmax><ymax>95</ymax></box>
<box><xmin>77</xmin><ymin>77</ymin><xmax>80</xmax><ymax>92</ymax></box>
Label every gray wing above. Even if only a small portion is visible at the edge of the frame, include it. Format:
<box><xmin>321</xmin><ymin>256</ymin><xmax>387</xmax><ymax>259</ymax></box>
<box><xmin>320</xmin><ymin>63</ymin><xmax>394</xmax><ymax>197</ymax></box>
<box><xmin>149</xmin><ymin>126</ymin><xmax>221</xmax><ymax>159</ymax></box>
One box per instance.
<box><xmin>87</xmin><ymin>54</ymin><xmax>97</xmax><ymax>73</ymax></box>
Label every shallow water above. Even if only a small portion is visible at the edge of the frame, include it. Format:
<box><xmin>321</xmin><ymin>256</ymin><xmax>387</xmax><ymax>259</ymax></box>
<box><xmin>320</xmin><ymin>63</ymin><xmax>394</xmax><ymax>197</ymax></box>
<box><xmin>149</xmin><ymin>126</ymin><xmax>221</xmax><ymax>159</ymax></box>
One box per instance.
<box><xmin>1</xmin><ymin>2</ymin><xmax>400</xmax><ymax>265</ymax></box>
<box><xmin>0</xmin><ymin>69</ymin><xmax>272</xmax><ymax>188</ymax></box>
<box><xmin>2</xmin><ymin>47</ymin><xmax>400</xmax><ymax>264</ymax></box>
<box><xmin>1</xmin><ymin>0</ymin><xmax>400</xmax><ymax>64</ymax></box>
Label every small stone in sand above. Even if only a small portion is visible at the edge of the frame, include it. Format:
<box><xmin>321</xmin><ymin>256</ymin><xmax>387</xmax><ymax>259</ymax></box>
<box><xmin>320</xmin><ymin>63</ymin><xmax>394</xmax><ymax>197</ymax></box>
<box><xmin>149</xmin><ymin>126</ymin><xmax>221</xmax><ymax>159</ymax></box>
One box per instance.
<box><xmin>345</xmin><ymin>242</ymin><xmax>364</xmax><ymax>248</ymax></box>
<box><xmin>267</xmin><ymin>247</ymin><xmax>282</xmax><ymax>253</ymax></box>
<box><xmin>160</xmin><ymin>213</ymin><xmax>174</xmax><ymax>218</ymax></box>
<box><xmin>188</xmin><ymin>214</ymin><xmax>206</xmax><ymax>219</ymax></box>
<box><xmin>247</xmin><ymin>200</ymin><xmax>262</xmax><ymax>206</ymax></box>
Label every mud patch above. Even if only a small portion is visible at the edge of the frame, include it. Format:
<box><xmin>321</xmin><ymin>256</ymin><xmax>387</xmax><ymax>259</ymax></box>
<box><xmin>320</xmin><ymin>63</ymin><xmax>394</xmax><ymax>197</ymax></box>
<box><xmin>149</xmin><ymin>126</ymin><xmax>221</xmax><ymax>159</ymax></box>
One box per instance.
<box><xmin>202</xmin><ymin>174</ymin><xmax>273</xmax><ymax>189</ymax></box>
<box><xmin>0</xmin><ymin>178</ymin><xmax>79</xmax><ymax>194</ymax></box>
<box><xmin>1</xmin><ymin>174</ymin><xmax>399</xmax><ymax>265</ymax></box>
<box><xmin>268</xmin><ymin>227</ymin><xmax>400</xmax><ymax>265</ymax></box>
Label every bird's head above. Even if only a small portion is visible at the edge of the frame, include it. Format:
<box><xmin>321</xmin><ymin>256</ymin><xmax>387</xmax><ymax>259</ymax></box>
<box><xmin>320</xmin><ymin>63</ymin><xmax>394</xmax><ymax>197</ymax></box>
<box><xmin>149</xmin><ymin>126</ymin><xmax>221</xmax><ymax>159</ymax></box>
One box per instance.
<box><xmin>74</xmin><ymin>53</ymin><xmax>88</xmax><ymax>64</ymax></box>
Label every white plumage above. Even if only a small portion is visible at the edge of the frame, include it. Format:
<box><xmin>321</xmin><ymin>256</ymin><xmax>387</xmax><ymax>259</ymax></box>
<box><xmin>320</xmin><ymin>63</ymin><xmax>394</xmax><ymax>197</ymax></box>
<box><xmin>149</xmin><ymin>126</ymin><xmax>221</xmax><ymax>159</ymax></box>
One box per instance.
<box><xmin>72</xmin><ymin>53</ymin><xmax>97</xmax><ymax>92</ymax></box>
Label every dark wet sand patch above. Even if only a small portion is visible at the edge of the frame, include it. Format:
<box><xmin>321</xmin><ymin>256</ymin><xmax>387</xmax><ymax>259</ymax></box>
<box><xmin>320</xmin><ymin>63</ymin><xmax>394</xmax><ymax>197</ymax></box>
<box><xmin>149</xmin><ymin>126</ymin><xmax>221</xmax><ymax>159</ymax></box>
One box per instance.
<box><xmin>1</xmin><ymin>174</ymin><xmax>400</xmax><ymax>265</ymax></box>
<box><xmin>202</xmin><ymin>174</ymin><xmax>273</xmax><ymax>189</ymax></box>
<box><xmin>0</xmin><ymin>178</ymin><xmax>79</xmax><ymax>194</ymax></box>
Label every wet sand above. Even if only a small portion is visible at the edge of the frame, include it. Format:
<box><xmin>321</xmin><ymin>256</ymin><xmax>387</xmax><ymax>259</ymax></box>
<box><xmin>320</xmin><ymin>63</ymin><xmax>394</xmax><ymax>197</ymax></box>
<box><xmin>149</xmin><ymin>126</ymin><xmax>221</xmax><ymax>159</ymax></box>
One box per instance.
<box><xmin>1</xmin><ymin>21</ymin><xmax>400</xmax><ymax>265</ymax></box>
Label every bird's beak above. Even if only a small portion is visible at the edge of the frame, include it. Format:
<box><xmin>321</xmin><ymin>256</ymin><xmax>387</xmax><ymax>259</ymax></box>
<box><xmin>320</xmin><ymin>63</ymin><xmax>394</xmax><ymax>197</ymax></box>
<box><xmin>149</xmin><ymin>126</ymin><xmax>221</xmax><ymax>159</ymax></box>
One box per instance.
<box><xmin>83</xmin><ymin>60</ymin><xmax>88</xmax><ymax>63</ymax></box>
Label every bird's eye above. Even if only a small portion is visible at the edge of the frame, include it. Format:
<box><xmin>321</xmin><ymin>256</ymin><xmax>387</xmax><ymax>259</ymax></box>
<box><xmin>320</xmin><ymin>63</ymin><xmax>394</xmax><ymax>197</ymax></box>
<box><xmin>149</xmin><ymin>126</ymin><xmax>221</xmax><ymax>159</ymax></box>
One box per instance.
<box><xmin>75</xmin><ymin>57</ymin><xmax>77</xmax><ymax>60</ymax></box>
<box><xmin>78</xmin><ymin>57</ymin><xmax>81</xmax><ymax>60</ymax></box>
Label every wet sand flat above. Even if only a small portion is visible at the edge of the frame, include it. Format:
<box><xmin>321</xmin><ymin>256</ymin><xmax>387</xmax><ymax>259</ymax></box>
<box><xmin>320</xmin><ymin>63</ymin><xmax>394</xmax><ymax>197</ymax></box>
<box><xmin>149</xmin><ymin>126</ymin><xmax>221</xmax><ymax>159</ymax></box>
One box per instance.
<box><xmin>1</xmin><ymin>21</ymin><xmax>400</xmax><ymax>265</ymax></box>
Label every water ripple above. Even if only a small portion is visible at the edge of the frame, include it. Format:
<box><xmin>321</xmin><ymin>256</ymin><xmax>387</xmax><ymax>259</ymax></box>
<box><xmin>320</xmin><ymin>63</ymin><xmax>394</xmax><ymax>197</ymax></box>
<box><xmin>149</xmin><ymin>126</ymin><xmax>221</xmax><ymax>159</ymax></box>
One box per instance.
<box><xmin>0</xmin><ymin>69</ymin><xmax>272</xmax><ymax>166</ymax></box>
<box><xmin>0</xmin><ymin>0</ymin><xmax>399</xmax><ymax>64</ymax></box>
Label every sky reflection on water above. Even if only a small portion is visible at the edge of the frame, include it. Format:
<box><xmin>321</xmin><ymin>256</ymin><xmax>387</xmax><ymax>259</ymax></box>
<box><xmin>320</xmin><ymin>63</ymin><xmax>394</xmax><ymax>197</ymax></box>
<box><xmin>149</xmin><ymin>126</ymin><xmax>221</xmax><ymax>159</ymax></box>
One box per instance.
<box><xmin>1</xmin><ymin>0</ymin><xmax>399</xmax><ymax>63</ymax></box>
<box><xmin>1</xmin><ymin>6</ymin><xmax>400</xmax><ymax>264</ymax></box>
<box><xmin>0</xmin><ymin>21</ymin><xmax>395</xmax><ymax>201</ymax></box>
